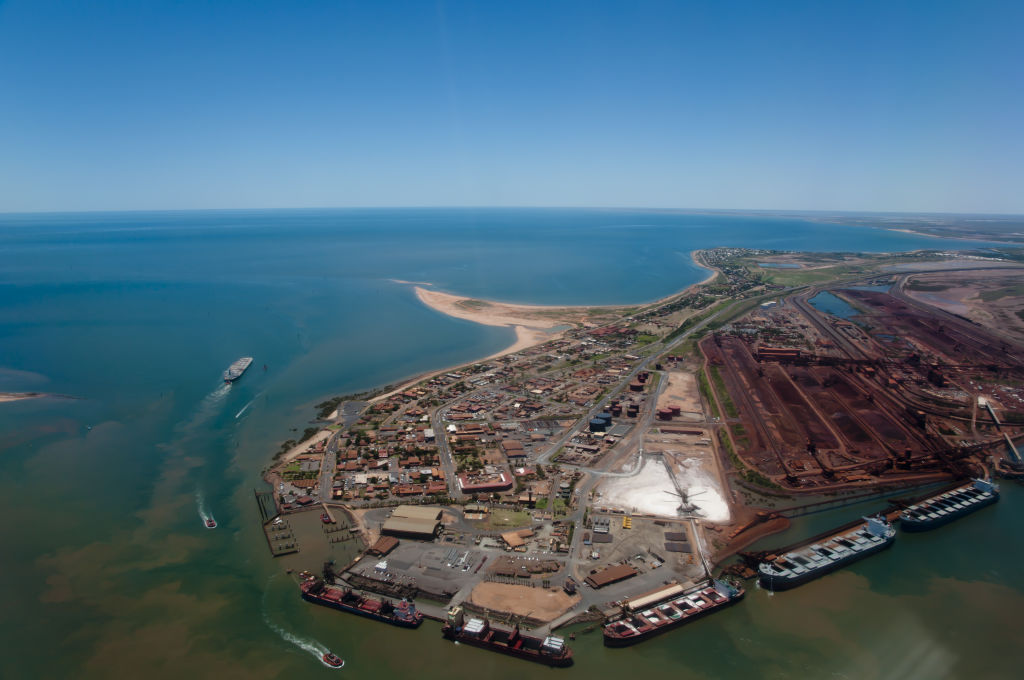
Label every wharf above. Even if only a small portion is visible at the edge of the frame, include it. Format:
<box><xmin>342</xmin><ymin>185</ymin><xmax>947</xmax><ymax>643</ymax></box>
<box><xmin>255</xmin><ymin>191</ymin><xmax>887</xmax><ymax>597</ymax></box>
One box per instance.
<box><xmin>764</xmin><ymin>481</ymin><xmax>964</xmax><ymax>556</ymax></box>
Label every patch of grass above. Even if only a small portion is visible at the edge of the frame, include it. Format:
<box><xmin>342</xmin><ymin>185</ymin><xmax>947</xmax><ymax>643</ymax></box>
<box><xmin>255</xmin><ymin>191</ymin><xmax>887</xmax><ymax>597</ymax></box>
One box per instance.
<box><xmin>487</xmin><ymin>509</ymin><xmax>531</xmax><ymax>530</ymax></box>
<box><xmin>665</xmin><ymin>301</ymin><xmax>730</xmax><ymax>343</ymax></box>
<box><xmin>697</xmin><ymin>369</ymin><xmax>720</xmax><ymax>419</ymax></box>
<box><xmin>907</xmin><ymin>280</ymin><xmax>951</xmax><ymax>292</ymax></box>
<box><xmin>534</xmin><ymin>497</ymin><xmax>549</xmax><ymax>510</ymax></box>
<box><xmin>718</xmin><ymin>429</ymin><xmax>737</xmax><ymax>463</ymax></box>
<box><xmin>749</xmin><ymin>262</ymin><xmax>868</xmax><ymax>287</ymax></box>
<box><xmin>980</xmin><ymin>283</ymin><xmax>1024</xmax><ymax>302</ymax></box>
<box><xmin>741</xmin><ymin>468</ymin><xmax>781</xmax><ymax>489</ymax></box>
<box><xmin>719</xmin><ymin>430</ymin><xmax>779</xmax><ymax>488</ymax></box>
<box><xmin>708</xmin><ymin>365</ymin><xmax>739</xmax><ymax>418</ymax></box>
<box><xmin>731</xmin><ymin>423</ymin><xmax>750</xmax><ymax>448</ymax></box>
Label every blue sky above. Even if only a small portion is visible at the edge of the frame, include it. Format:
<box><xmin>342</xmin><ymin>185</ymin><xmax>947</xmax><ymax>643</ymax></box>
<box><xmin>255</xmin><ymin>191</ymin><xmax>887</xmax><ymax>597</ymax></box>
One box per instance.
<box><xmin>1</xmin><ymin>0</ymin><xmax>1021</xmax><ymax>213</ymax></box>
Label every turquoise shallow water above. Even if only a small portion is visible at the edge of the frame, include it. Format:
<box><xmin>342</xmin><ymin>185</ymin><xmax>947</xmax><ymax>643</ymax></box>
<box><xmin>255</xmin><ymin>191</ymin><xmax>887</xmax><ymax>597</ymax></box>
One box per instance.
<box><xmin>809</xmin><ymin>290</ymin><xmax>864</xmax><ymax>321</ymax></box>
<box><xmin>0</xmin><ymin>208</ymin><xmax>1018</xmax><ymax>679</ymax></box>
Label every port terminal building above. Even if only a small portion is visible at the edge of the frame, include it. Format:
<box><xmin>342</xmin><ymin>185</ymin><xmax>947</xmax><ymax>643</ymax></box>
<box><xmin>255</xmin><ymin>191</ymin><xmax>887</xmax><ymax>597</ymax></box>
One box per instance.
<box><xmin>381</xmin><ymin>505</ymin><xmax>442</xmax><ymax>540</ymax></box>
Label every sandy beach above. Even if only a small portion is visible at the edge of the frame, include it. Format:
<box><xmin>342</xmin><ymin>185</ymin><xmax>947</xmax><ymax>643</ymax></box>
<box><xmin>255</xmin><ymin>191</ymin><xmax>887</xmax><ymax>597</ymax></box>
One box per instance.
<box><xmin>365</xmin><ymin>292</ymin><xmax>574</xmax><ymax>405</ymax></box>
<box><xmin>368</xmin><ymin>253</ymin><xmax>719</xmax><ymax>405</ymax></box>
<box><xmin>413</xmin><ymin>286</ymin><xmax>590</xmax><ymax>328</ymax></box>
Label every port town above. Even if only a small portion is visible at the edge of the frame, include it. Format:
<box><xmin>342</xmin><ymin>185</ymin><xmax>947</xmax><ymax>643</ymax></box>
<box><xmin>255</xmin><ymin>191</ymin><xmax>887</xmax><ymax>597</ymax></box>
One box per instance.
<box><xmin>262</xmin><ymin>246</ymin><xmax>1024</xmax><ymax>662</ymax></box>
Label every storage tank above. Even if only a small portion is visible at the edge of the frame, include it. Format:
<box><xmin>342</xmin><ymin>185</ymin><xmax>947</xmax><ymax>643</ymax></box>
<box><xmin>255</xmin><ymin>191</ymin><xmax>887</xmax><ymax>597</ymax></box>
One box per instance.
<box><xmin>589</xmin><ymin>418</ymin><xmax>607</xmax><ymax>432</ymax></box>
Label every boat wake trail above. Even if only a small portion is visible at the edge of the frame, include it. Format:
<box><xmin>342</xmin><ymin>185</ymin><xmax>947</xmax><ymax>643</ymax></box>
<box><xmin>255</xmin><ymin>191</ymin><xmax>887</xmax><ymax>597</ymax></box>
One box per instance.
<box><xmin>172</xmin><ymin>383</ymin><xmax>232</xmax><ymax>441</ymax></box>
<box><xmin>195</xmin><ymin>490</ymin><xmax>216</xmax><ymax>527</ymax></box>
<box><xmin>262</xmin><ymin>576</ymin><xmax>343</xmax><ymax>669</ymax></box>
<box><xmin>235</xmin><ymin>391</ymin><xmax>263</xmax><ymax>419</ymax></box>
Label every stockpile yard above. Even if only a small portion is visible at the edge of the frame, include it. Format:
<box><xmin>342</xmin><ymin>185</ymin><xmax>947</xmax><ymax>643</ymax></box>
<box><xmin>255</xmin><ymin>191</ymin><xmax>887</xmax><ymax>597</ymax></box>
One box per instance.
<box><xmin>898</xmin><ymin>269</ymin><xmax>1024</xmax><ymax>344</ymax></box>
<box><xmin>701</xmin><ymin>282</ymin><xmax>1024</xmax><ymax>492</ymax></box>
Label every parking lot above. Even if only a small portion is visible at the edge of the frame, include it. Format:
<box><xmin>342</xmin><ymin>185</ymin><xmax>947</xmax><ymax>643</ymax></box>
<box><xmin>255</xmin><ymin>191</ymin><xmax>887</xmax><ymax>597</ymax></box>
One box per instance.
<box><xmin>347</xmin><ymin>542</ymin><xmax>490</xmax><ymax>598</ymax></box>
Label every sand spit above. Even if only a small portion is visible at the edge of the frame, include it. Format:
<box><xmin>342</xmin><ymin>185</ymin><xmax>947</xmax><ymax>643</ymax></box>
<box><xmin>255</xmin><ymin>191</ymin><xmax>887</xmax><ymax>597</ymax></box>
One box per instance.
<box><xmin>0</xmin><ymin>392</ymin><xmax>67</xmax><ymax>403</ymax></box>
<box><xmin>413</xmin><ymin>286</ymin><xmax>589</xmax><ymax>329</ymax></box>
<box><xmin>369</xmin><ymin>255</ymin><xmax>718</xmax><ymax>405</ymax></box>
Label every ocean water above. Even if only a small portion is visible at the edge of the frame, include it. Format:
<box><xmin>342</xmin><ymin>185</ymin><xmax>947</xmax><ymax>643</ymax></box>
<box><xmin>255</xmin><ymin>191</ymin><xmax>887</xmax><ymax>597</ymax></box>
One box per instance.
<box><xmin>0</xmin><ymin>208</ymin><xmax>1018</xmax><ymax>679</ymax></box>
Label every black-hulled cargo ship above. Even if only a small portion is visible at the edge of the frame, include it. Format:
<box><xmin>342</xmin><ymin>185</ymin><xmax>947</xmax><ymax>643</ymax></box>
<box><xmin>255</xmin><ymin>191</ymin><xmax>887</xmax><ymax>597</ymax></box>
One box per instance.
<box><xmin>300</xmin><ymin>578</ymin><xmax>423</xmax><ymax>628</ymax></box>
<box><xmin>603</xmin><ymin>580</ymin><xmax>744</xmax><ymax>647</ymax></box>
<box><xmin>443</xmin><ymin>606</ymin><xmax>573</xmax><ymax>667</ymax></box>
<box><xmin>900</xmin><ymin>479</ymin><xmax>999</xmax><ymax>531</ymax></box>
<box><xmin>758</xmin><ymin>516</ymin><xmax>895</xmax><ymax>592</ymax></box>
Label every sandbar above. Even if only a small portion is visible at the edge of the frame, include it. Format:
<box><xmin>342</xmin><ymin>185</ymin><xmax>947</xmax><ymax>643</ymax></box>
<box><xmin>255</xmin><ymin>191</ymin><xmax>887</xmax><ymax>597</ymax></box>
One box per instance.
<box><xmin>413</xmin><ymin>286</ymin><xmax>588</xmax><ymax>329</ymax></box>
<box><xmin>367</xmin><ymin>253</ymin><xmax>718</xmax><ymax>404</ymax></box>
<box><xmin>0</xmin><ymin>392</ymin><xmax>47</xmax><ymax>403</ymax></box>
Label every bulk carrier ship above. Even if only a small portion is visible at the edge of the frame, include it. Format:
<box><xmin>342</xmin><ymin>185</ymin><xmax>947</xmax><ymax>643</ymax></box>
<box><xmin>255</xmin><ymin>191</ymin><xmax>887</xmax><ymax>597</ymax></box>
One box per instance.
<box><xmin>300</xmin><ymin>577</ymin><xmax>423</xmax><ymax>628</ymax></box>
<box><xmin>443</xmin><ymin>606</ymin><xmax>573</xmax><ymax>667</ymax></box>
<box><xmin>758</xmin><ymin>515</ymin><xmax>895</xmax><ymax>592</ymax></box>
<box><xmin>223</xmin><ymin>356</ymin><xmax>253</xmax><ymax>383</ymax></box>
<box><xmin>603</xmin><ymin>580</ymin><xmax>744</xmax><ymax>647</ymax></box>
<box><xmin>900</xmin><ymin>479</ymin><xmax>999</xmax><ymax>531</ymax></box>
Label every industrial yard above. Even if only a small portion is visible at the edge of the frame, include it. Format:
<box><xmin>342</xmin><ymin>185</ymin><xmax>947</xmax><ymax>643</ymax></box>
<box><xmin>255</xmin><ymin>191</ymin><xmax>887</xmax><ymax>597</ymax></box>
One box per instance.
<box><xmin>263</xmin><ymin>247</ymin><xmax>1024</xmax><ymax>645</ymax></box>
<box><xmin>702</xmin><ymin>276</ymin><xmax>1024</xmax><ymax>493</ymax></box>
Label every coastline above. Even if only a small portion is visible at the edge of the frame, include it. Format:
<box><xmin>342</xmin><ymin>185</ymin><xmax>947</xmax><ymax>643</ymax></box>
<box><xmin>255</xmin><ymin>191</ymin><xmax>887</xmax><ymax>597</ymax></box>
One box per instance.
<box><xmin>365</xmin><ymin>249</ymin><xmax>719</xmax><ymax>404</ymax></box>
<box><xmin>884</xmin><ymin>226</ymin><xmax>1024</xmax><ymax>245</ymax></box>
<box><xmin>367</xmin><ymin>324</ymin><xmax>564</xmax><ymax>405</ymax></box>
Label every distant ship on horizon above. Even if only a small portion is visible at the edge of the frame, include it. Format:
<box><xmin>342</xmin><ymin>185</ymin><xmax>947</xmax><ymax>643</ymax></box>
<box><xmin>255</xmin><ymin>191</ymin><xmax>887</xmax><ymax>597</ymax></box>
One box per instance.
<box><xmin>223</xmin><ymin>357</ymin><xmax>253</xmax><ymax>383</ymax></box>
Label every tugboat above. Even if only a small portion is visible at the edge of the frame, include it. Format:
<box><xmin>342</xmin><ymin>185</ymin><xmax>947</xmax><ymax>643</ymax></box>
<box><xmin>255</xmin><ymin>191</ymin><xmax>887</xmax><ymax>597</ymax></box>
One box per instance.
<box><xmin>442</xmin><ymin>606</ymin><xmax>573</xmax><ymax>667</ymax></box>
<box><xmin>205</xmin><ymin>517</ymin><xmax>217</xmax><ymax>529</ymax></box>
<box><xmin>321</xmin><ymin>652</ymin><xmax>344</xmax><ymax>668</ymax></box>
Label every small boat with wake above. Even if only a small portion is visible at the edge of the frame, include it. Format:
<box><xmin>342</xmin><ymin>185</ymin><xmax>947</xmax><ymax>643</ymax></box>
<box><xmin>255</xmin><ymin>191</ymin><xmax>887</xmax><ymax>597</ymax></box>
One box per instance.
<box><xmin>205</xmin><ymin>517</ymin><xmax>217</xmax><ymax>529</ymax></box>
<box><xmin>321</xmin><ymin>652</ymin><xmax>345</xmax><ymax>668</ymax></box>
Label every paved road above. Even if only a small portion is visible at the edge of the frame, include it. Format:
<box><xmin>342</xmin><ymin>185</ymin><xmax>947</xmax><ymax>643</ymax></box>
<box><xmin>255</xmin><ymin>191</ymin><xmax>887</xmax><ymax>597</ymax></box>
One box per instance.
<box><xmin>430</xmin><ymin>410</ymin><xmax>464</xmax><ymax>500</ymax></box>
<box><xmin>319</xmin><ymin>431</ymin><xmax>341</xmax><ymax>500</ymax></box>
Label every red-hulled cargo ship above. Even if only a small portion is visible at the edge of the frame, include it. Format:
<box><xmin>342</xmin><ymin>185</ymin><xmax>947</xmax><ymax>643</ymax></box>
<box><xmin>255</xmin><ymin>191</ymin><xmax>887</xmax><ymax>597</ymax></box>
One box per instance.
<box><xmin>442</xmin><ymin>606</ymin><xmax>573</xmax><ymax>667</ymax></box>
<box><xmin>300</xmin><ymin>578</ymin><xmax>423</xmax><ymax>628</ymax></box>
<box><xmin>603</xmin><ymin>580</ymin><xmax>744</xmax><ymax>647</ymax></box>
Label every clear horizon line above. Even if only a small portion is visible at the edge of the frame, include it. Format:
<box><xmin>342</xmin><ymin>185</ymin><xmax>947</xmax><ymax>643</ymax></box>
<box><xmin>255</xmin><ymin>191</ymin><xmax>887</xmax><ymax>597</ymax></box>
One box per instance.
<box><xmin>2</xmin><ymin>204</ymin><xmax>1022</xmax><ymax>218</ymax></box>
